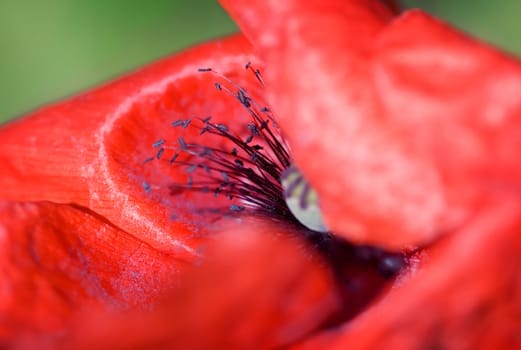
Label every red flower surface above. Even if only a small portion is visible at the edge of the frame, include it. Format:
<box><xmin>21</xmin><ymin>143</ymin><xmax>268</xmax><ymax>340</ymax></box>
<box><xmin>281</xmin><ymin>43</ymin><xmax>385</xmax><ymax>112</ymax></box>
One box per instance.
<box><xmin>1</xmin><ymin>0</ymin><xmax>520</xmax><ymax>349</ymax></box>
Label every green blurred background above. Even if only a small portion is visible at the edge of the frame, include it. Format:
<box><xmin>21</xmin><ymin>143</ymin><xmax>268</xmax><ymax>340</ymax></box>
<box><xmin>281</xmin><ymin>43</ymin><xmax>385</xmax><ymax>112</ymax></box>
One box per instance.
<box><xmin>1</xmin><ymin>0</ymin><xmax>520</xmax><ymax>123</ymax></box>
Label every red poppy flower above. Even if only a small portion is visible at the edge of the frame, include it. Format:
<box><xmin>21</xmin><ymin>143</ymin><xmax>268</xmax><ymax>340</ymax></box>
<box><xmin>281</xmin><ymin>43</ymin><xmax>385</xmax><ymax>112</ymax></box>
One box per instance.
<box><xmin>1</xmin><ymin>0</ymin><xmax>520</xmax><ymax>349</ymax></box>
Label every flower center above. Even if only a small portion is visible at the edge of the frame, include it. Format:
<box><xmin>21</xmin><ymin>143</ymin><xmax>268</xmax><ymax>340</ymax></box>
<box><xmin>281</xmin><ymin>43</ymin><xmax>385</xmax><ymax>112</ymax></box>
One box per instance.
<box><xmin>143</xmin><ymin>63</ymin><xmax>412</xmax><ymax>326</ymax></box>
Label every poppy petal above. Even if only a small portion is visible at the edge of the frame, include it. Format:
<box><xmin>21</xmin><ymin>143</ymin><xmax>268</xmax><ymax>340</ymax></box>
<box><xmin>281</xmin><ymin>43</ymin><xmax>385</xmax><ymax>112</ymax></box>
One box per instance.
<box><xmin>221</xmin><ymin>0</ymin><xmax>521</xmax><ymax>249</ymax></box>
<box><xmin>0</xmin><ymin>35</ymin><xmax>262</xmax><ymax>256</ymax></box>
<box><xmin>22</xmin><ymin>221</ymin><xmax>340</xmax><ymax>349</ymax></box>
<box><xmin>0</xmin><ymin>200</ymin><xmax>182</xmax><ymax>339</ymax></box>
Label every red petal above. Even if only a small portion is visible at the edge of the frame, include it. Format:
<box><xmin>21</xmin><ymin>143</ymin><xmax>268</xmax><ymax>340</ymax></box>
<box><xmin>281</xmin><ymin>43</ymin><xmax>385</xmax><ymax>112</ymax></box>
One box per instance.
<box><xmin>0</xmin><ymin>200</ymin><xmax>182</xmax><ymax>338</ymax></box>
<box><xmin>0</xmin><ymin>35</ymin><xmax>260</xmax><ymax>256</ymax></box>
<box><xmin>293</xmin><ymin>197</ymin><xmax>521</xmax><ymax>349</ymax></box>
<box><xmin>221</xmin><ymin>1</ymin><xmax>521</xmax><ymax>249</ymax></box>
<box><xmin>27</xmin><ymin>221</ymin><xmax>340</xmax><ymax>349</ymax></box>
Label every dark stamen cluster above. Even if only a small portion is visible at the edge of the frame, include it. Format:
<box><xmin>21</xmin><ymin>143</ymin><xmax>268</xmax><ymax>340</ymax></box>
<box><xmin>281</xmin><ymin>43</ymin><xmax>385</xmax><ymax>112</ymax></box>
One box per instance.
<box><xmin>145</xmin><ymin>63</ymin><xmax>295</xmax><ymax>221</ymax></box>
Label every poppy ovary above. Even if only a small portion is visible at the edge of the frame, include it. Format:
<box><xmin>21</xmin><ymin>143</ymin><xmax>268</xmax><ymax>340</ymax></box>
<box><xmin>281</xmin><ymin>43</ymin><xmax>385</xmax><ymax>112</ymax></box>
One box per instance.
<box><xmin>281</xmin><ymin>164</ymin><xmax>329</xmax><ymax>233</ymax></box>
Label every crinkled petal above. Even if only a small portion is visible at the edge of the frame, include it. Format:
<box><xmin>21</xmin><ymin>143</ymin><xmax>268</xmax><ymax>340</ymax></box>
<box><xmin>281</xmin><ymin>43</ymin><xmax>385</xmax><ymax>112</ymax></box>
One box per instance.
<box><xmin>0</xmin><ymin>35</ymin><xmax>259</xmax><ymax>257</ymax></box>
<box><xmin>221</xmin><ymin>0</ymin><xmax>521</xmax><ymax>249</ymax></box>
<box><xmin>0</xmin><ymin>200</ymin><xmax>183</xmax><ymax>340</ymax></box>
<box><xmin>16</xmin><ymin>222</ymin><xmax>340</xmax><ymax>349</ymax></box>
